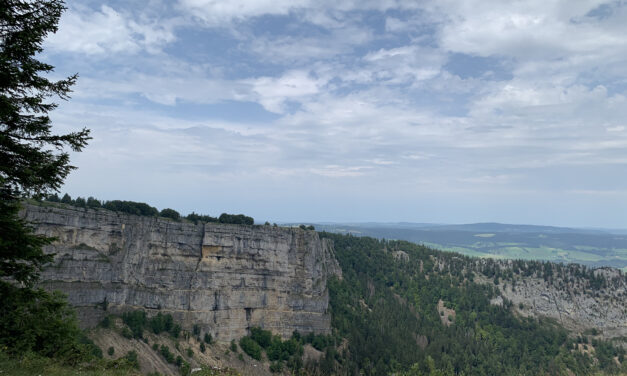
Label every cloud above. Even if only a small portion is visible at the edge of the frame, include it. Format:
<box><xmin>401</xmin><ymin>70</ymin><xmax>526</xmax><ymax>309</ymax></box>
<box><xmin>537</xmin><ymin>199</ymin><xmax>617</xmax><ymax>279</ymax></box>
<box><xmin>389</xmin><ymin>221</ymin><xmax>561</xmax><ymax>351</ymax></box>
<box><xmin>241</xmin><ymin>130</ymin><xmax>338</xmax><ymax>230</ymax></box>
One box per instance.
<box><xmin>44</xmin><ymin>0</ymin><xmax>627</xmax><ymax>226</ymax></box>
<box><xmin>246</xmin><ymin>70</ymin><xmax>328</xmax><ymax>113</ymax></box>
<box><xmin>46</xmin><ymin>5</ymin><xmax>176</xmax><ymax>55</ymax></box>
<box><xmin>177</xmin><ymin>0</ymin><xmax>312</xmax><ymax>24</ymax></box>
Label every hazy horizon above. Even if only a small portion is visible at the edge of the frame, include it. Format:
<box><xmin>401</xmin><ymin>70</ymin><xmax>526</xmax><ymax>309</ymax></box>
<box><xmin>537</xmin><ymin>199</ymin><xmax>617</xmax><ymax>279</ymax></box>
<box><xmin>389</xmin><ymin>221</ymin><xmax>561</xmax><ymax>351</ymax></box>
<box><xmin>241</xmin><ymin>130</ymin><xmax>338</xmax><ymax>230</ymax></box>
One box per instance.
<box><xmin>44</xmin><ymin>1</ymin><xmax>627</xmax><ymax>228</ymax></box>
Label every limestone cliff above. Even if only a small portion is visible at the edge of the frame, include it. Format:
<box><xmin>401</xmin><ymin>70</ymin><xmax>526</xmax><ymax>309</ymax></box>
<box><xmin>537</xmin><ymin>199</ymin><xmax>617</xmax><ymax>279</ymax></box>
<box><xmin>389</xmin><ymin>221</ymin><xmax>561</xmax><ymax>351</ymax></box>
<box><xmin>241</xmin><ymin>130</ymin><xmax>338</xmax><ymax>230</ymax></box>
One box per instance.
<box><xmin>22</xmin><ymin>203</ymin><xmax>342</xmax><ymax>341</ymax></box>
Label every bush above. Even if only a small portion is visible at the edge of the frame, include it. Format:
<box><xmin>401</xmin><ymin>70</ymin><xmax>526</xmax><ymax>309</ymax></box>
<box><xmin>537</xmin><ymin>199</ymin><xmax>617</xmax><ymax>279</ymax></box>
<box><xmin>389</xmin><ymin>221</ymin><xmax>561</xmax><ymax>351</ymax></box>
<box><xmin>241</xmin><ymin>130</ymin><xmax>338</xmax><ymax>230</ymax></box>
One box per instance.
<box><xmin>149</xmin><ymin>312</ymin><xmax>174</xmax><ymax>334</ymax></box>
<box><xmin>175</xmin><ymin>355</ymin><xmax>183</xmax><ymax>366</ymax></box>
<box><xmin>185</xmin><ymin>212</ymin><xmax>218</xmax><ymax>224</ymax></box>
<box><xmin>170</xmin><ymin>324</ymin><xmax>181</xmax><ymax>338</ymax></box>
<box><xmin>99</xmin><ymin>315</ymin><xmax>112</xmax><ymax>328</ymax></box>
<box><xmin>102</xmin><ymin>200</ymin><xmax>159</xmax><ymax>216</ymax></box>
<box><xmin>270</xmin><ymin>361</ymin><xmax>283</xmax><ymax>373</ymax></box>
<box><xmin>204</xmin><ymin>332</ymin><xmax>212</xmax><ymax>344</ymax></box>
<box><xmin>122</xmin><ymin>310</ymin><xmax>147</xmax><ymax>339</ymax></box>
<box><xmin>180</xmin><ymin>361</ymin><xmax>191</xmax><ymax>376</ymax></box>
<box><xmin>200</xmin><ymin>342</ymin><xmax>206</xmax><ymax>353</ymax></box>
<box><xmin>125</xmin><ymin>350</ymin><xmax>139</xmax><ymax>369</ymax></box>
<box><xmin>186</xmin><ymin>348</ymin><xmax>193</xmax><ymax>358</ymax></box>
<box><xmin>152</xmin><ymin>343</ymin><xmax>159</xmax><ymax>351</ymax></box>
<box><xmin>250</xmin><ymin>327</ymin><xmax>272</xmax><ymax>348</ymax></box>
<box><xmin>108</xmin><ymin>346</ymin><xmax>115</xmax><ymax>356</ymax></box>
<box><xmin>193</xmin><ymin>324</ymin><xmax>200</xmax><ymax>336</ymax></box>
<box><xmin>239</xmin><ymin>336</ymin><xmax>262</xmax><ymax>360</ymax></box>
<box><xmin>160</xmin><ymin>208</ymin><xmax>180</xmax><ymax>220</ymax></box>
<box><xmin>160</xmin><ymin>345</ymin><xmax>175</xmax><ymax>364</ymax></box>
<box><xmin>218</xmin><ymin>213</ymin><xmax>254</xmax><ymax>225</ymax></box>
<box><xmin>121</xmin><ymin>327</ymin><xmax>133</xmax><ymax>339</ymax></box>
<box><xmin>230</xmin><ymin>340</ymin><xmax>238</xmax><ymax>352</ymax></box>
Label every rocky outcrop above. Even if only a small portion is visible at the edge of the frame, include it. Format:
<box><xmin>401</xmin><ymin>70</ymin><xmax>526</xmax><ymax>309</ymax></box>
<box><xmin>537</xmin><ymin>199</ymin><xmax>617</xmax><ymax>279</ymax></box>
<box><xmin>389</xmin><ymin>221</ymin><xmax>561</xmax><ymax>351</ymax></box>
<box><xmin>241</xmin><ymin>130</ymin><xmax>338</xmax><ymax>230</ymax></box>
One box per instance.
<box><xmin>22</xmin><ymin>203</ymin><xmax>342</xmax><ymax>341</ymax></box>
<box><xmin>496</xmin><ymin>269</ymin><xmax>627</xmax><ymax>339</ymax></box>
<box><xmin>470</xmin><ymin>266</ymin><xmax>627</xmax><ymax>339</ymax></box>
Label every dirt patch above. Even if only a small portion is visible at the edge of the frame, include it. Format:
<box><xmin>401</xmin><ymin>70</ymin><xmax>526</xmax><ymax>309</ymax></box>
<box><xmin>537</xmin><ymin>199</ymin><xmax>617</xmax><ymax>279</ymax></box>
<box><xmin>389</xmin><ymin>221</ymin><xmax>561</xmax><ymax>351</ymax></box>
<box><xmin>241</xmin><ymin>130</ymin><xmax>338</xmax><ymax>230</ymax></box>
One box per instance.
<box><xmin>437</xmin><ymin>299</ymin><xmax>456</xmax><ymax>326</ymax></box>
<box><xmin>303</xmin><ymin>344</ymin><xmax>323</xmax><ymax>363</ymax></box>
<box><xmin>575</xmin><ymin>343</ymin><xmax>595</xmax><ymax>356</ymax></box>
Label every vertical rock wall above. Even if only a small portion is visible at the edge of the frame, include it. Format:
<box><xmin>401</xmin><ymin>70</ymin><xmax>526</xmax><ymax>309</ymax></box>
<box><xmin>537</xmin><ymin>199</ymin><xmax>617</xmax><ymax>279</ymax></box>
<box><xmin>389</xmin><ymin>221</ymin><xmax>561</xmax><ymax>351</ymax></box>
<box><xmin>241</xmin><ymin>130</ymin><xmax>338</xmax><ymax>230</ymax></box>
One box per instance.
<box><xmin>23</xmin><ymin>203</ymin><xmax>341</xmax><ymax>341</ymax></box>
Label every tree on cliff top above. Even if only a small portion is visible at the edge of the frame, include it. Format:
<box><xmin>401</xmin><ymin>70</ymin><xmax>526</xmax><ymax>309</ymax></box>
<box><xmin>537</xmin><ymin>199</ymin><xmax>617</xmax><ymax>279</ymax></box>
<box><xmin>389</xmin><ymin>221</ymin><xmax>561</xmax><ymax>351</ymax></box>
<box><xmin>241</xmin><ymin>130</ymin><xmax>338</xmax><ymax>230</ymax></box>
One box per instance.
<box><xmin>0</xmin><ymin>0</ymin><xmax>91</xmax><ymax>357</ymax></box>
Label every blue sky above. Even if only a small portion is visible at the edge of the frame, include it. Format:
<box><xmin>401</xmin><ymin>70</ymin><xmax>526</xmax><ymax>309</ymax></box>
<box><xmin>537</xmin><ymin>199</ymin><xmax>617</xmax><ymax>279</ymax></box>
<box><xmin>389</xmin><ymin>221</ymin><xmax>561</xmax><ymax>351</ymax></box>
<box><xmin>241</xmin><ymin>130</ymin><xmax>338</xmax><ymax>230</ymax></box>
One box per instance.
<box><xmin>44</xmin><ymin>0</ymin><xmax>627</xmax><ymax>228</ymax></box>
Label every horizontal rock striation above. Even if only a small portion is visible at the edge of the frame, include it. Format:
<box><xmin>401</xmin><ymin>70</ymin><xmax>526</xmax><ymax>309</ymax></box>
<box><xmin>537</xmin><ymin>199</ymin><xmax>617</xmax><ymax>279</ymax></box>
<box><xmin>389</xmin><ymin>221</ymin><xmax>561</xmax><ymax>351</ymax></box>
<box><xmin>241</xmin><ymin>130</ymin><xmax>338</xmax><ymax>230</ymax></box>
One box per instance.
<box><xmin>23</xmin><ymin>203</ymin><xmax>342</xmax><ymax>341</ymax></box>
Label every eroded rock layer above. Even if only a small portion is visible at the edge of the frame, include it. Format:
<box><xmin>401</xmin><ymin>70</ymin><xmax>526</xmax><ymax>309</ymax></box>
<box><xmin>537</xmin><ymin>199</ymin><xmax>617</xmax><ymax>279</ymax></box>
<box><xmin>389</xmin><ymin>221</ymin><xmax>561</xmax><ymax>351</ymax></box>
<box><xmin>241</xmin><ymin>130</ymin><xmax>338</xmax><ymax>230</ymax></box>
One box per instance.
<box><xmin>23</xmin><ymin>204</ymin><xmax>342</xmax><ymax>341</ymax></box>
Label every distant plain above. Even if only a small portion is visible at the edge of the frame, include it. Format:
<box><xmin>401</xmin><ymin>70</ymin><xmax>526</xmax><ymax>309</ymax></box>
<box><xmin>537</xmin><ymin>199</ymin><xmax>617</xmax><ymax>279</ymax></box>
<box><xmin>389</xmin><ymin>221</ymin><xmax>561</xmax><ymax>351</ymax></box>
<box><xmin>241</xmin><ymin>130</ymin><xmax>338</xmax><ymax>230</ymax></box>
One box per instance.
<box><xmin>310</xmin><ymin>222</ymin><xmax>627</xmax><ymax>271</ymax></box>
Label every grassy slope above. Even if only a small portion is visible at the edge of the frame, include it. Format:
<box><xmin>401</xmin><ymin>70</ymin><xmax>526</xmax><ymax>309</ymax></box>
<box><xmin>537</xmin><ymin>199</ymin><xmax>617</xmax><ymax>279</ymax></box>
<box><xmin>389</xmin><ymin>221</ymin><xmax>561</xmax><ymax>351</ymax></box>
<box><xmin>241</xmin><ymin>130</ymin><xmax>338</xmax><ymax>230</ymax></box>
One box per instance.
<box><xmin>0</xmin><ymin>352</ymin><xmax>141</xmax><ymax>376</ymax></box>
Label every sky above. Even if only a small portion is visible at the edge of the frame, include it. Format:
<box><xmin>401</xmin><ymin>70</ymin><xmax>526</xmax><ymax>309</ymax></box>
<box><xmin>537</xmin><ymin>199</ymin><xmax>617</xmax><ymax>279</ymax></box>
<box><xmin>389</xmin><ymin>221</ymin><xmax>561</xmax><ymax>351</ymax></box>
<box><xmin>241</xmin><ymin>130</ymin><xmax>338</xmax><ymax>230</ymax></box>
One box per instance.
<box><xmin>42</xmin><ymin>0</ymin><xmax>627</xmax><ymax>228</ymax></box>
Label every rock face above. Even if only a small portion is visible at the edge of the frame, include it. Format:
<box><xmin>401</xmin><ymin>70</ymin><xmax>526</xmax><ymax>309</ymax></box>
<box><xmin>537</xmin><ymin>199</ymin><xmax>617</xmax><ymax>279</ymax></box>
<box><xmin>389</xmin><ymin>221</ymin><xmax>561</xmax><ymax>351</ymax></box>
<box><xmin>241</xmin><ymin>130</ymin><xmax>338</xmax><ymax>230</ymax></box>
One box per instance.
<box><xmin>23</xmin><ymin>203</ymin><xmax>342</xmax><ymax>341</ymax></box>
<box><xmin>497</xmin><ymin>270</ymin><xmax>627</xmax><ymax>339</ymax></box>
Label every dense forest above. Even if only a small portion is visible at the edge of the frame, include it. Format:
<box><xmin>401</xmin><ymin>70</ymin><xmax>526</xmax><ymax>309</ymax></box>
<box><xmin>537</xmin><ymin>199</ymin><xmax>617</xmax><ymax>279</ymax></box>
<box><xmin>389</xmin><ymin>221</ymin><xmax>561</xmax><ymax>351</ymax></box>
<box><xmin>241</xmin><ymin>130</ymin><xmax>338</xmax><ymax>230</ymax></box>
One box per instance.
<box><xmin>310</xmin><ymin>233</ymin><xmax>626</xmax><ymax>376</ymax></box>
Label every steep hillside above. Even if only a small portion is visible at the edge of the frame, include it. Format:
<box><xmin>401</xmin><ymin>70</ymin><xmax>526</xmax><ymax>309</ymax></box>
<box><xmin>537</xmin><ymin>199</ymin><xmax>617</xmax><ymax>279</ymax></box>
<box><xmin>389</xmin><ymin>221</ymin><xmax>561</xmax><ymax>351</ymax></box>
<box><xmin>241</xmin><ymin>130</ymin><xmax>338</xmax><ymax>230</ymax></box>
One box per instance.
<box><xmin>318</xmin><ymin>233</ymin><xmax>627</xmax><ymax>376</ymax></box>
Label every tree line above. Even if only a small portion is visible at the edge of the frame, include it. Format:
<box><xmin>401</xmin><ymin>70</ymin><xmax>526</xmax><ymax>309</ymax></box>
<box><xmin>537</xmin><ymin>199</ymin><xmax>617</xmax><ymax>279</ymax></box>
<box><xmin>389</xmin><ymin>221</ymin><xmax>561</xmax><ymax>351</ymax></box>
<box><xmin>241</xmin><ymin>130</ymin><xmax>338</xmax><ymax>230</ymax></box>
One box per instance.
<box><xmin>43</xmin><ymin>193</ymin><xmax>255</xmax><ymax>225</ymax></box>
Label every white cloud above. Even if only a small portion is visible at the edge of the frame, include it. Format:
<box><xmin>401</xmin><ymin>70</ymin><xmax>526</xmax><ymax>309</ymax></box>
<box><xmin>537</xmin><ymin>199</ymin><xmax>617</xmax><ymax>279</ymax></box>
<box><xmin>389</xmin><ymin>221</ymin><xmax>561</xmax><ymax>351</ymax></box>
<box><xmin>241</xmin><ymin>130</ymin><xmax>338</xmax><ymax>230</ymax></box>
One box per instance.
<box><xmin>432</xmin><ymin>0</ymin><xmax>627</xmax><ymax>67</ymax></box>
<box><xmin>43</xmin><ymin>0</ymin><xmax>627</xmax><ymax>225</ymax></box>
<box><xmin>246</xmin><ymin>71</ymin><xmax>328</xmax><ymax>113</ymax></box>
<box><xmin>177</xmin><ymin>0</ymin><xmax>312</xmax><ymax>24</ymax></box>
<box><xmin>46</xmin><ymin>5</ymin><xmax>176</xmax><ymax>55</ymax></box>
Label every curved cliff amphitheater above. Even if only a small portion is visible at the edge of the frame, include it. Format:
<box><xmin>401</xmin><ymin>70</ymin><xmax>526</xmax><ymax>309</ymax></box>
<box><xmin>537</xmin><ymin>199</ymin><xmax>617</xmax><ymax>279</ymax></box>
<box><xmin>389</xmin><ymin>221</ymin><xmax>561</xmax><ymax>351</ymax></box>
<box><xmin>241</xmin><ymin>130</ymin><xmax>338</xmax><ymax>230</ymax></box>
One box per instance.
<box><xmin>24</xmin><ymin>204</ymin><xmax>342</xmax><ymax>341</ymax></box>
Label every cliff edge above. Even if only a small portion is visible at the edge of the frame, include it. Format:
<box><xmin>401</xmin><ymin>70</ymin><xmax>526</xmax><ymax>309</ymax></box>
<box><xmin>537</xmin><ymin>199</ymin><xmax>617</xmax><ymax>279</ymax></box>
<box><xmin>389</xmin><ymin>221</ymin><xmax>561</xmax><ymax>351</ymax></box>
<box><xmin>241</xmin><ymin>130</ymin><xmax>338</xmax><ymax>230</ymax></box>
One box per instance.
<box><xmin>22</xmin><ymin>203</ymin><xmax>342</xmax><ymax>341</ymax></box>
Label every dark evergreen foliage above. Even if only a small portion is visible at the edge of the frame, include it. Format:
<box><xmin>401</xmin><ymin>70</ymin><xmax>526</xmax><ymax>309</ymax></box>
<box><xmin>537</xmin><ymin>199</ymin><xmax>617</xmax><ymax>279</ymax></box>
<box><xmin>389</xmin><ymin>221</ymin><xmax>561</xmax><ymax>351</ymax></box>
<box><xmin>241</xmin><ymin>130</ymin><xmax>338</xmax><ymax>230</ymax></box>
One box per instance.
<box><xmin>316</xmin><ymin>233</ymin><xmax>626</xmax><ymax>376</ymax></box>
<box><xmin>0</xmin><ymin>0</ymin><xmax>95</xmax><ymax>364</ymax></box>
<box><xmin>159</xmin><ymin>208</ymin><xmax>180</xmax><ymax>220</ymax></box>
<box><xmin>218</xmin><ymin>213</ymin><xmax>254</xmax><ymax>225</ymax></box>
<box><xmin>102</xmin><ymin>200</ymin><xmax>159</xmax><ymax>216</ymax></box>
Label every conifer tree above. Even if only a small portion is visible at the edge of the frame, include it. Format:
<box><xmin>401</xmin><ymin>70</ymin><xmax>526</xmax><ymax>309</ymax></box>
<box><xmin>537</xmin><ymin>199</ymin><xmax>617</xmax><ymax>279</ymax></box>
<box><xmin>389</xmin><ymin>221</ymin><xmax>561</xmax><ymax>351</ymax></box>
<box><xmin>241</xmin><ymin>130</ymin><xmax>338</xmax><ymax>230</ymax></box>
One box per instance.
<box><xmin>0</xmin><ymin>0</ymin><xmax>90</xmax><ymax>356</ymax></box>
<box><xmin>1</xmin><ymin>0</ymin><xmax>90</xmax><ymax>286</ymax></box>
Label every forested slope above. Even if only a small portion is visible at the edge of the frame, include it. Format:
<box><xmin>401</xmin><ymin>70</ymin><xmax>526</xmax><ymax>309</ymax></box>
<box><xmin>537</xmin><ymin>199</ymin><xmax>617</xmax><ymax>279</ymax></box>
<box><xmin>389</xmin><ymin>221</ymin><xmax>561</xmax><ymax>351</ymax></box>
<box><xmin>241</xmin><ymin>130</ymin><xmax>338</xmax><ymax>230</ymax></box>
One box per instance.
<box><xmin>317</xmin><ymin>233</ymin><xmax>626</xmax><ymax>376</ymax></box>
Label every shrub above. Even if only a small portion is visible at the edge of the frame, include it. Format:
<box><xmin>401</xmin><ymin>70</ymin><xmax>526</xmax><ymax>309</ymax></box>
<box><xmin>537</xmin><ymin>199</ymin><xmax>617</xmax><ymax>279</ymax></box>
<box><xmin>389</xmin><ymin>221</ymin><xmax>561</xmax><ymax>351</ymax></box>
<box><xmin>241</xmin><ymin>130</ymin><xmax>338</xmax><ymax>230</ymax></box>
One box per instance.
<box><xmin>170</xmin><ymin>324</ymin><xmax>181</xmax><ymax>338</ymax></box>
<box><xmin>102</xmin><ymin>200</ymin><xmax>159</xmax><ymax>216</ymax></box>
<box><xmin>230</xmin><ymin>340</ymin><xmax>238</xmax><ymax>352</ymax></box>
<box><xmin>160</xmin><ymin>345</ymin><xmax>175</xmax><ymax>364</ymax></box>
<box><xmin>204</xmin><ymin>332</ymin><xmax>212</xmax><ymax>344</ymax></box>
<box><xmin>193</xmin><ymin>324</ymin><xmax>200</xmax><ymax>336</ymax></box>
<box><xmin>250</xmin><ymin>327</ymin><xmax>272</xmax><ymax>348</ymax></box>
<box><xmin>122</xmin><ymin>310</ymin><xmax>147</xmax><ymax>339</ymax></box>
<box><xmin>218</xmin><ymin>213</ymin><xmax>254</xmax><ymax>225</ymax></box>
<box><xmin>108</xmin><ymin>346</ymin><xmax>115</xmax><ymax>356</ymax></box>
<box><xmin>175</xmin><ymin>355</ymin><xmax>183</xmax><ymax>367</ymax></box>
<box><xmin>160</xmin><ymin>208</ymin><xmax>180</xmax><ymax>220</ymax></box>
<box><xmin>121</xmin><ymin>327</ymin><xmax>133</xmax><ymax>339</ymax></box>
<box><xmin>186</xmin><ymin>348</ymin><xmax>193</xmax><ymax>358</ymax></box>
<box><xmin>180</xmin><ymin>361</ymin><xmax>191</xmax><ymax>376</ymax></box>
<box><xmin>270</xmin><ymin>361</ymin><xmax>283</xmax><ymax>373</ymax></box>
<box><xmin>239</xmin><ymin>336</ymin><xmax>262</xmax><ymax>360</ymax></box>
<box><xmin>185</xmin><ymin>212</ymin><xmax>218</xmax><ymax>224</ymax></box>
<box><xmin>149</xmin><ymin>312</ymin><xmax>174</xmax><ymax>334</ymax></box>
<box><xmin>200</xmin><ymin>342</ymin><xmax>206</xmax><ymax>353</ymax></box>
<box><xmin>99</xmin><ymin>315</ymin><xmax>112</xmax><ymax>328</ymax></box>
<box><xmin>125</xmin><ymin>350</ymin><xmax>139</xmax><ymax>369</ymax></box>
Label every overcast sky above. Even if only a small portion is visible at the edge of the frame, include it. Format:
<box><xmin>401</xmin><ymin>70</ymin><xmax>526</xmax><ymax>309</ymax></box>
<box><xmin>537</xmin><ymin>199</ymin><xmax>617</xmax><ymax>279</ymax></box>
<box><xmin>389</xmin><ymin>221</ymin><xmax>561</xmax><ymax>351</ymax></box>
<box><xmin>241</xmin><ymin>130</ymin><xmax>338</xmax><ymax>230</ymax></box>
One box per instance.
<box><xmin>44</xmin><ymin>0</ymin><xmax>627</xmax><ymax>228</ymax></box>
